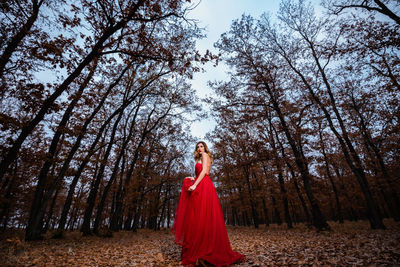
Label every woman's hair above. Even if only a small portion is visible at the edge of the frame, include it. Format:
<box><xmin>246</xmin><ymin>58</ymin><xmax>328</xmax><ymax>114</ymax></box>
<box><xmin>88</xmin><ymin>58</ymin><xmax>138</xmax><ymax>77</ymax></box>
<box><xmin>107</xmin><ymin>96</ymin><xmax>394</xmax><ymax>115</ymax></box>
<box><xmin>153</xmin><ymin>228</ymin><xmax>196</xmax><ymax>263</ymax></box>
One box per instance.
<box><xmin>194</xmin><ymin>141</ymin><xmax>213</xmax><ymax>164</ymax></box>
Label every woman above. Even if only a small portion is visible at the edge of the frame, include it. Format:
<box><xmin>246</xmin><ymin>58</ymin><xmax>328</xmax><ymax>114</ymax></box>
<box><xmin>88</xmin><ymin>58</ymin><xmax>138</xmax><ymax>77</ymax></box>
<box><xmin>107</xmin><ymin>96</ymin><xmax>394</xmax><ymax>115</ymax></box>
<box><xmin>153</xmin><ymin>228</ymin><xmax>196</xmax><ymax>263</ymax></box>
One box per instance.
<box><xmin>173</xmin><ymin>141</ymin><xmax>245</xmax><ymax>266</ymax></box>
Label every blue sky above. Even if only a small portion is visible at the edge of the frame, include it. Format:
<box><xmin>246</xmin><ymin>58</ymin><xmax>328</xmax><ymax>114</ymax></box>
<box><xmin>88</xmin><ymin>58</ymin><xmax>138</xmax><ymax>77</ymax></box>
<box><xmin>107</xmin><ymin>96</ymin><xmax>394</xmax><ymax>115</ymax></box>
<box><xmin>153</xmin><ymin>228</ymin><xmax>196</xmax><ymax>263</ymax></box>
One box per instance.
<box><xmin>187</xmin><ymin>1</ymin><xmax>283</xmax><ymax>140</ymax></box>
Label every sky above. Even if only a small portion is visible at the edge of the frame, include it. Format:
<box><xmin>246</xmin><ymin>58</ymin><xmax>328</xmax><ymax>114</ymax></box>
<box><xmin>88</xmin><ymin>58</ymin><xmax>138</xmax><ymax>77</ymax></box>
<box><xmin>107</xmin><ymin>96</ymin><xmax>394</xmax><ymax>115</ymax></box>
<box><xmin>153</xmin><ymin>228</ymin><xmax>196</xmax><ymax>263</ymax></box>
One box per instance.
<box><xmin>186</xmin><ymin>1</ymin><xmax>282</xmax><ymax>141</ymax></box>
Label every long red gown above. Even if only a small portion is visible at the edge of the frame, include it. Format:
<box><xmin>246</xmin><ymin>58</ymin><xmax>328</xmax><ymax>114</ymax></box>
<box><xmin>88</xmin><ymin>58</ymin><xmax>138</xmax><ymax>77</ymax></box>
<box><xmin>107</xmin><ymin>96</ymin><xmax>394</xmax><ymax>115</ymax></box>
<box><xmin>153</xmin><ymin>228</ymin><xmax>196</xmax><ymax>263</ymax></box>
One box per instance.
<box><xmin>173</xmin><ymin>162</ymin><xmax>245</xmax><ymax>266</ymax></box>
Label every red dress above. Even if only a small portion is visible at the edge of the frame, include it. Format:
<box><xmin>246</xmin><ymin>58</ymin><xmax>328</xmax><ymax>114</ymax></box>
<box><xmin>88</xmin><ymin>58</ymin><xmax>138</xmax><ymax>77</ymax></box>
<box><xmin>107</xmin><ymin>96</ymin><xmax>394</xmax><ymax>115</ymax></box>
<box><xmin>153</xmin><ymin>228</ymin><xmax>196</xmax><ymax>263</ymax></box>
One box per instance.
<box><xmin>173</xmin><ymin>162</ymin><xmax>245</xmax><ymax>266</ymax></box>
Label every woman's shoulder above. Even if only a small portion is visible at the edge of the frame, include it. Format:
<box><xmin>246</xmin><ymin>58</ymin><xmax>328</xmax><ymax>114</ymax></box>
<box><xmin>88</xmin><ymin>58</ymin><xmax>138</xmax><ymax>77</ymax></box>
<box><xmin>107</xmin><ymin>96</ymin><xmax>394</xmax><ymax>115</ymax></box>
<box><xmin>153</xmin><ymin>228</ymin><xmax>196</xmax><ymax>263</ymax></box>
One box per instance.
<box><xmin>202</xmin><ymin>153</ymin><xmax>210</xmax><ymax>160</ymax></box>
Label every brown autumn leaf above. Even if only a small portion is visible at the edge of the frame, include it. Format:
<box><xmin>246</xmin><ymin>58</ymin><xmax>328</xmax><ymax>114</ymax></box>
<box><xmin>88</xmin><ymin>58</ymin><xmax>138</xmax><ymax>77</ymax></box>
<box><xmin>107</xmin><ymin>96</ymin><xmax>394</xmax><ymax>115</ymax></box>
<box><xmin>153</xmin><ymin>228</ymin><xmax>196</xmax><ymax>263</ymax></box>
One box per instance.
<box><xmin>2</xmin><ymin>220</ymin><xmax>400</xmax><ymax>266</ymax></box>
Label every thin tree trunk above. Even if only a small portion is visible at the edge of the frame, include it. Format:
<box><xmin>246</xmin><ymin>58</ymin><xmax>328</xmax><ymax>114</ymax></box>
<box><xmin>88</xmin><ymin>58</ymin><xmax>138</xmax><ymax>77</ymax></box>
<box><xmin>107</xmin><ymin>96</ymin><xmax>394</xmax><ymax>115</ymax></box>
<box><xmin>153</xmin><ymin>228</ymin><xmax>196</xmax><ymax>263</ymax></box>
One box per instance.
<box><xmin>93</xmin><ymin>105</ymin><xmax>140</xmax><ymax>233</ymax></box>
<box><xmin>277</xmin><ymin>35</ymin><xmax>385</xmax><ymax>228</ymax></box>
<box><xmin>273</xmin><ymin>136</ymin><xmax>312</xmax><ymax>224</ymax></box>
<box><xmin>0</xmin><ymin>0</ymin><xmax>45</xmax><ymax>78</ymax></box>
<box><xmin>157</xmin><ymin>192</ymin><xmax>168</xmax><ymax>230</ymax></box>
<box><xmin>43</xmin><ymin>187</ymin><xmax>60</xmax><ymax>232</ymax></box>
<box><xmin>243</xmin><ymin>166</ymin><xmax>259</xmax><ymax>228</ymax></box>
<box><xmin>236</xmin><ymin>185</ymin><xmax>248</xmax><ymax>226</ymax></box>
<box><xmin>261</xmin><ymin>198</ymin><xmax>270</xmax><ymax>226</ymax></box>
<box><xmin>350</xmin><ymin>92</ymin><xmax>400</xmax><ymax>221</ymax></box>
<box><xmin>261</xmin><ymin>87</ymin><xmax>328</xmax><ymax>230</ymax></box>
<box><xmin>150</xmin><ymin>185</ymin><xmax>163</xmax><ymax>230</ymax></box>
<box><xmin>93</xmin><ymin>151</ymin><xmax>122</xmax><ymax>234</ymax></box>
<box><xmin>57</xmin><ymin>66</ymin><xmax>140</xmax><ymax>232</ymax></box>
<box><xmin>319</xmin><ymin>129</ymin><xmax>344</xmax><ymax>223</ymax></box>
<box><xmin>132</xmin><ymin>192</ymin><xmax>144</xmax><ymax>232</ymax></box>
<box><xmin>81</xmin><ymin>110</ymin><xmax>124</xmax><ymax>235</ymax></box>
<box><xmin>269</xmin><ymin>125</ymin><xmax>292</xmax><ymax>228</ymax></box>
<box><xmin>270</xmin><ymin>187</ymin><xmax>282</xmax><ymax>225</ymax></box>
<box><xmin>110</xmin><ymin>104</ymin><xmax>172</xmax><ymax>230</ymax></box>
<box><xmin>289</xmin><ymin>200</ymin><xmax>298</xmax><ymax>224</ymax></box>
<box><xmin>331</xmin><ymin>161</ymin><xmax>358</xmax><ymax>221</ymax></box>
<box><xmin>277</xmin><ymin>169</ymin><xmax>292</xmax><ymax>228</ymax></box>
<box><xmin>58</xmin><ymin>134</ymin><xmax>103</xmax><ymax>231</ymax></box>
<box><xmin>25</xmin><ymin>59</ymin><xmax>98</xmax><ymax>241</ymax></box>
<box><xmin>167</xmin><ymin>192</ymin><xmax>171</xmax><ymax>228</ymax></box>
<box><xmin>65</xmin><ymin>184</ymin><xmax>84</xmax><ymax>232</ymax></box>
<box><xmin>0</xmin><ymin>160</ymin><xmax>17</xmax><ymax>230</ymax></box>
<box><xmin>94</xmin><ymin>106</ymin><xmax>141</xmax><ymax>233</ymax></box>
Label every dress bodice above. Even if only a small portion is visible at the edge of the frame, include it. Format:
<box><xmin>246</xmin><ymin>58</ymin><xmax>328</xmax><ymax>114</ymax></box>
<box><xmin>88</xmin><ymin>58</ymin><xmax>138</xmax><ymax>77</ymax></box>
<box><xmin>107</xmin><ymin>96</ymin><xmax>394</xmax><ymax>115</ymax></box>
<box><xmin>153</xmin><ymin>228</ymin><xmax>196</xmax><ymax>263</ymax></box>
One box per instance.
<box><xmin>195</xmin><ymin>162</ymin><xmax>202</xmax><ymax>177</ymax></box>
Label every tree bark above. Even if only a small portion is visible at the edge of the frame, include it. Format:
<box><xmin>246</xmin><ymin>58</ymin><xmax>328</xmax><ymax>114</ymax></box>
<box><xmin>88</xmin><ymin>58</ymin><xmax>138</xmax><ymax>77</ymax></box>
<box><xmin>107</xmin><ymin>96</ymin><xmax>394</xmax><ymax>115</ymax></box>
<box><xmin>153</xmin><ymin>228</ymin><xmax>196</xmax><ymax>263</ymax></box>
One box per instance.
<box><xmin>43</xmin><ymin>187</ymin><xmax>60</xmax><ymax>232</ymax></box>
<box><xmin>319</xmin><ymin>129</ymin><xmax>344</xmax><ymax>223</ymax></box>
<box><xmin>0</xmin><ymin>0</ymin><xmax>45</xmax><ymax>78</ymax></box>
<box><xmin>270</xmin><ymin>187</ymin><xmax>282</xmax><ymax>225</ymax></box>
<box><xmin>261</xmin><ymin>197</ymin><xmax>270</xmax><ymax>226</ymax></box>
<box><xmin>350</xmin><ymin>92</ymin><xmax>400</xmax><ymax>221</ymax></box>
<box><xmin>243</xmin><ymin>166</ymin><xmax>259</xmax><ymax>228</ymax></box>
<box><xmin>81</xmin><ymin>109</ymin><xmax>124</xmax><ymax>235</ymax></box>
<box><xmin>93</xmin><ymin>103</ymin><xmax>140</xmax><ymax>233</ymax></box>
<box><xmin>25</xmin><ymin>59</ymin><xmax>97</xmax><ymax>240</ymax></box>
<box><xmin>278</xmin><ymin>41</ymin><xmax>384</xmax><ymax>229</ymax></box>
<box><xmin>277</xmin><ymin>169</ymin><xmax>292</xmax><ymax>228</ymax></box>
<box><xmin>261</xmin><ymin>78</ymin><xmax>329</xmax><ymax>230</ymax></box>
<box><xmin>270</xmin><ymin>123</ymin><xmax>293</xmax><ymax>228</ymax></box>
<box><xmin>110</xmin><ymin>104</ymin><xmax>172</xmax><ymax>231</ymax></box>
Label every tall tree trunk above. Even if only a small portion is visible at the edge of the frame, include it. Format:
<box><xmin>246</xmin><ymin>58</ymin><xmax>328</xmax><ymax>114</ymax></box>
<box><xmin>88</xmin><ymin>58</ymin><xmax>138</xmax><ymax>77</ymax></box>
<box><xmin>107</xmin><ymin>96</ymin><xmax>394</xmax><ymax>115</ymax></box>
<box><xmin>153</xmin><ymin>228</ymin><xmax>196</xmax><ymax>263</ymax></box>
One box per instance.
<box><xmin>270</xmin><ymin>187</ymin><xmax>282</xmax><ymax>225</ymax></box>
<box><xmin>0</xmin><ymin>0</ymin><xmax>45</xmax><ymax>79</ymax></box>
<box><xmin>43</xmin><ymin>187</ymin><xmax>60</xmax><ymax>232</ymax></box>
<box><xmin>260</xmin><ymin>166</ymin><xmax>272</xmax><ymax>226</ymax></box>
<box><xmin>57</xmin><ymin>66</ymin><xmax>139</xmax><ymax>232</ymax></box>
<box><xmin>319</xmin><ymin>129</ymin><xmax>344</xmax><ymax>223</ymax></box>
<box><xmin>293</xmin><ymin>177</ymin><xmax>310</xmax><ymax>224</ymax></box>
<box><xmin>25</xmin><ymin>60</ymin><xmax>97</xmax><ymax>241</ymax></box>
<box><xmin>65</xmin><ymin>184</ymin><xmax>84</xmax><ymax>232</ymax></box>
<box><xmin>261</xmin><ymin>197</ymin><xmax>270</xmax><ymax>226</ymax></box>
<box><xmin>277</xmin><ymin>169</ymin><xmax>292</xmax><ymax>228</ymax></box>
<box><xmin>114</xmin><ymin>166</ymin><xmax>127</xmax><ymax>231</ymax></box>
<box><xmin>273</xmin><ymin>135</ymin><xmax>312</xmax><ymax>225</ymax></box>
<box><xmin>331</xmin><ymin>161</ymin><xmax>358</xmax><ymax>221</ymax></box>
<box><xmin>290</xmin><ymin>40</ymin><xmax>384</xmax><ymax>229</ymax></box>
<box><xmin>243</xmin><ymin>166</ymin><xmax>259</xmax><ymax>228</ymax></box>
<box><xmin>124</xmin><ymin>209</ymin><xmax>133</xmax><ymax>230</ymax></box>
<box><xmin>350</xmin><ymin>92</ymin><xmax>400</xmax><ymax>221</ymax></box>
<box><xmin>58</xmin><ymin>134</ymin><xmax>103</xmax><ymax>231</ymax></box>
<box><xmin>93</xmin><ymin>151</ymin><xmax>122</xmax><ymax>234</ymax></box>
<box><xmin>167</xmin><ymin>192</ymin><xmax>171</xmax><ymax>228</ymax></box>
<box><xmin>289</xmin><ymin>200</ymin><xmax>298</xmax><ymax>224</ymax></box>
<box><xmin>132</xmin><ymin>192</ymin><xmax>144</xmax><ymax>232</ymax></box>
<box><xmin>261</xmin><ymin>82</ymin><xmax>329</xmax><ymax>230</ymax></box>
<box><xmin>94</xmin><ymin>107</ymin><xmax>141</xmax><ymax>233</ymax></box>
<box><xmin>81</xmin><ymin>110</ymin><xmax>124</xmax><ymax>235</ymax></box>
<box><xmin>269</xmin><ymin>125</ymin><xmax>292</xmax><ymax>228</ymax></box>
<box><xmin>157</xmin><ymin>188</ymin><xmax>169</xmax><ymax>230</ymax></box>
<box><xmin>0</xmin><ymin>160</ymin><xmax>17</xmax><ymax>230</ymax></box>
<box><xmin>93</xmin><ymin>105</ymin><xmax>140</xmax><ymax>233</ymax></box>
<box><xmin>149</xmin><ymin>185</ymin><xmax>163</xmax><ymax>230</ymax></box>
<box><xmin>109</xmin><ymin>104</ymin><xmax>172</xmax><ymax>230</ymax></box>
<box><xmin>236</xmin><ymin>185</ymin><xmax>248</xmax><ymax>226</ymax></box>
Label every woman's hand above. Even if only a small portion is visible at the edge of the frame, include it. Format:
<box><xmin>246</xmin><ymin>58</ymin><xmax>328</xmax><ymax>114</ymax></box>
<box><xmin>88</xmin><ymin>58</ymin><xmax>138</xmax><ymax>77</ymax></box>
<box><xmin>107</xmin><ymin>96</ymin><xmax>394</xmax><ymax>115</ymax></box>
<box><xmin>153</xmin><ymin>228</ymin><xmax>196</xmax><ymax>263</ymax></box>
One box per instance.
<box><xmin>185</xmin><ymin>176</ymin><xmax>195</xmax><ymax>181</ymax></box>
<box><xmin>188</xmin><ymin>184</ymin><xmax>197</xmax><ymax>191</ymax></box>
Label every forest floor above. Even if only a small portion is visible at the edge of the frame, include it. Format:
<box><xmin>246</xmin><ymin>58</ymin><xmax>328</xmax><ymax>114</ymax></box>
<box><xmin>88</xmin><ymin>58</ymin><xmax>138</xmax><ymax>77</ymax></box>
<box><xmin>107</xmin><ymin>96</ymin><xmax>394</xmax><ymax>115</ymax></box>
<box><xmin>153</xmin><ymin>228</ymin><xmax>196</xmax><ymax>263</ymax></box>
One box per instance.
<box><xmin>1</xmin><ymin>219</ymin><xmax>400</xmax><ymax>266</ymax></box>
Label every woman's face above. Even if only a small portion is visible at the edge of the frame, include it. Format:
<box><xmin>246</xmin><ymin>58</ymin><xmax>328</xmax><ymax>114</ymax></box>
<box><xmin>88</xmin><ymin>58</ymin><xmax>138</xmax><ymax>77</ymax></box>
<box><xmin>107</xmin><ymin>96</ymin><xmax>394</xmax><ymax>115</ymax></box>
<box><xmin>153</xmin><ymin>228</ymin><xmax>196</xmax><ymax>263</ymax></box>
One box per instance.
<box><xmin>196</xmin><ymin>143</ymin><xmax>205</xmax><ymax>154</ymax></box>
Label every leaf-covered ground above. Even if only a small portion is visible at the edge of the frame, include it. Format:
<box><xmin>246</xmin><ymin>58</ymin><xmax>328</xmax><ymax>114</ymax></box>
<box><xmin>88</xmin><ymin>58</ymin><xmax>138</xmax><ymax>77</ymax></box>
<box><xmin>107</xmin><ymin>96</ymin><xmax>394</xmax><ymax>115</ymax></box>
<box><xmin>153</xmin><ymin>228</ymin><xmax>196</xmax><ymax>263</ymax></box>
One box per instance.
<box><xmin>1</xmin><ymin>220</ymin><xmax>400</xmax><ymax>266</ymax></box>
